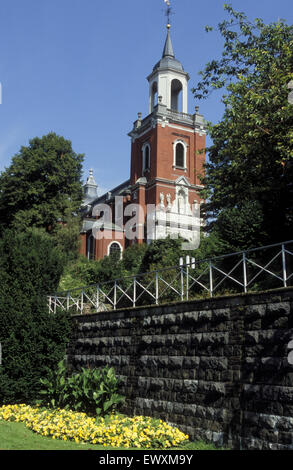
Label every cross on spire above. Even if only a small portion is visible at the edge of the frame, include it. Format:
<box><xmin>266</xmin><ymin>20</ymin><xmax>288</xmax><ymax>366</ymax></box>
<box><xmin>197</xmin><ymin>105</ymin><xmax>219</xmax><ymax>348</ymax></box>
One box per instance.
<box><xmin>163</xmin><ymin>0</ymin><xmax>173</xmax><ymax>29</ymax></box>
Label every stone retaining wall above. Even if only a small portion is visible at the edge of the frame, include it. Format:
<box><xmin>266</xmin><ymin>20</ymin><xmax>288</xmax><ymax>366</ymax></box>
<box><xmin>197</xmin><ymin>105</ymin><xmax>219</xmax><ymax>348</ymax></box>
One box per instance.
<box><xmin>66</xmin><ymin>288</ymin><xmax>293</xmax><ymax>449</ymax></box>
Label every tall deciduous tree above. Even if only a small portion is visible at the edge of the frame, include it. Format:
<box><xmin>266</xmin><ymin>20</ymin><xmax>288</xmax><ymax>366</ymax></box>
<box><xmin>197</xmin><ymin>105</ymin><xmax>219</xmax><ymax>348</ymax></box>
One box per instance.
<box><xmin>193</xmin><ymin>6</ymin><xmax>293</xmax><ymax>249</ymax></box>
<box><xmin>0</xmin><ymin>133</ymin><xmax>84</xmax><ymax>236</ymax></box>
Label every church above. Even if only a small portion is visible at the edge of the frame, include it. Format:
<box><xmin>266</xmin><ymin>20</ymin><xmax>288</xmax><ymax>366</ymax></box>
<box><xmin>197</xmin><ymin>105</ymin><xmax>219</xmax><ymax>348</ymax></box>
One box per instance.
<box><xmin>80</xmin><ymin>23</ymin><xmax>207</xmax><ymax>261</ymax></box>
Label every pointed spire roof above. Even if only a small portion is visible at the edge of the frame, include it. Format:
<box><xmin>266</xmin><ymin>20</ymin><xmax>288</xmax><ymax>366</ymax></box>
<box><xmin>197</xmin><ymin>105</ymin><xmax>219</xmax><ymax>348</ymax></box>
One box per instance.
<box><xmin>152</xmin><ymin>27</ymin><xmax>184</xmax><ymax>73</ymax></box>
<box><xmin>162</xmin><ymin>29</ymin><xmax>175</xmax><ymax>58</ymax></box>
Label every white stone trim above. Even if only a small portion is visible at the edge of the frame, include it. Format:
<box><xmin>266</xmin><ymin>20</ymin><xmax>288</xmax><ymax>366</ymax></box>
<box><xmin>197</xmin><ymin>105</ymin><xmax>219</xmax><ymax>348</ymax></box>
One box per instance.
<box><xmin>165</xmin><ymin>123</ymin><xmax>207</xmax><ymax>135</ymax></box>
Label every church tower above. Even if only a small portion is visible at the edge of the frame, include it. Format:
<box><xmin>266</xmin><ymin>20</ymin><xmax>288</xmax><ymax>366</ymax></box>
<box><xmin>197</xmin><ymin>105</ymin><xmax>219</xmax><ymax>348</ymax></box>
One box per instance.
<box><xmin>79</xmin><ymin>13</ymin><xmax>207</xmax><ymax>260</ymax></box>
<box><xmin>128</xmin><ymin>23</ymin><xmax>206</xmax><ymax>246</ymax></box>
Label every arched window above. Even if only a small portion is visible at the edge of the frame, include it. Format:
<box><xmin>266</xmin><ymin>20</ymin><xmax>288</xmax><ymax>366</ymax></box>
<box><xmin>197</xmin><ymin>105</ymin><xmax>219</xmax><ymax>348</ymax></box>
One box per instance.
<box><xmin>151</xmin><ymin>82</ymin><xmax>158</xmax><ymax>111</ymax></box>
<box><xmin>87</xmin><ymin>233</ymin><xmax>96</xmax><ymax>260</ymax></box>
<box><xmin>175</xmin><ymin>142</ymin><xmax>185</xmax><ymax>168</ymax></box>
<box><xmin>171</xmin><ymin>79</ymin><xmax>183</xmax><ymax>112</ymax></box>
<box><xmin>142</xmin><ymin>143</ymin><xmax>151</xmax><ymax>173</ymax></box>
<box><xmin>108</xmin><ymin>242</ymin><xmax>122</xmax><ymax>259</ymax></box>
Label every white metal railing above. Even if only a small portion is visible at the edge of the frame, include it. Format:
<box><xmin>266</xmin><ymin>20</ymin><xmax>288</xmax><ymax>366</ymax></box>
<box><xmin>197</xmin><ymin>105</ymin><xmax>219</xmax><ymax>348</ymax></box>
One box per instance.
<box><xmin>48</xmin><ymin>240</ymin><xmax>293</xmax><ymax>315</ymax></box>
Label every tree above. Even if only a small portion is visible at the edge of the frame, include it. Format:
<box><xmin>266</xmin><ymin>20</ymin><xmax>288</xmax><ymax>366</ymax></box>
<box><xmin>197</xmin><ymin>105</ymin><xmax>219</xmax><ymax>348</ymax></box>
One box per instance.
<box><xmin>0</xmin><ymin>229</ymin><xmax>70</xmax><ymax>404</ymax></box>
<box><xmin>0</xmin><ymin>133</ymin><xmax>84</xmax><ymax>237</ymax></box>
<box><xmin>139</xmin><ymin>237</ymin><xmax>188</xmax><ymax>274</ymax></box>
<box><xmin>193</xmin><ymin>6</ymin><xmax>293</xmax><ymax>249</ymax></box>
<box><xmin>53</xmin><ymin>208</ymin><xmax>82</xmax><ymax>263</ymax></box>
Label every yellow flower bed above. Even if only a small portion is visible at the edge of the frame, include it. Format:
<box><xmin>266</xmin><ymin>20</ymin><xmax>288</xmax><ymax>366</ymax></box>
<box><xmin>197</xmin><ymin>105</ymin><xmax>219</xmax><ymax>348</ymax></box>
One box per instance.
<box><xmin>0</xmin><ymin>404</ymin><xmax>189</xmax><ymax>449</ymax></box>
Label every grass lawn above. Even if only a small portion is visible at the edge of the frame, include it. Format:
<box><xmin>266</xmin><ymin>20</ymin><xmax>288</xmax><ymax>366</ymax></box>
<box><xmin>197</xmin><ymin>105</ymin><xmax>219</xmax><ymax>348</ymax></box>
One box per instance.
<box><xmin>0</xmin><ymin>420</ymin><xmax>220</xmax><ymax>451</ymax></box>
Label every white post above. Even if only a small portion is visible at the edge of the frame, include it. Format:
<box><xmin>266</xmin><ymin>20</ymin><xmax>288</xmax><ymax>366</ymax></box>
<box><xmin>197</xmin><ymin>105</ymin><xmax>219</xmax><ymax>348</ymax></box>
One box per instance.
<box><xmin>243</xmin><ymin>252</ymin><xmax>248</xmax><ymax>293</ymax></box>
<box><xmin>180</xmin><ymin>266</ymin><xmax>184</xmax><ymax>301</ymax></box>
<box><xmin>81</xmin><ymin>290</ymin><xmax>84</xmax><ymax>314</ymax></box>
<box><xmin>186</xmin><ymin>265</ymin><xmax>189</xmax><ymax>301</ymax></box>
<box><xmin>133</xmin><ymin>277</ymin><xmax>136</xmax><ymax>308</ymax></box>
<box><xmin>114</xmin><ymin>281</ymin><xmax>117</xmax><ymax>310</ymax></box>
<box><xmin>96</xmin><ymin>285</ymin><xmax>100</xmax><ymax>312</ymax></box>
<box><xmin>209</xmin><ymin>262</ymin><xmax>213</xmax><ymax>298</ymax></box>
<box><xmin>282</xmin><ymin>244</ymin><xmax>287</xmax><ymax>288</ymax></box>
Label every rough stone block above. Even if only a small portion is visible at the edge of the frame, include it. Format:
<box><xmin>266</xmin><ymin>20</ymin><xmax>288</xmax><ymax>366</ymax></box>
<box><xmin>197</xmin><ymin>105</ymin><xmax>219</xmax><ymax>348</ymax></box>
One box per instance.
<box><xmin>169</xmin><ymin>356</ymin><xmax>184</xmax><ymax>369</ymax></box>
<box><xmin>258</xmin><ymin>413</ymin><xmax>280</xmax><ymax>430</ymax></box>
<box><xmin>266</xmin><ymin>302</ymin><xmax>290</xmax><ymax>316</ymax></box>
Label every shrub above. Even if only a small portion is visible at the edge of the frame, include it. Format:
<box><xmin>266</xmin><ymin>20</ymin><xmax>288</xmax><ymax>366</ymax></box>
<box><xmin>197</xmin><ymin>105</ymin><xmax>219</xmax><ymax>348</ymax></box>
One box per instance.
<box><xmin>0</xmin><ymin>229</ymin><xmax>71</xmax><ymax>404</ymax></box>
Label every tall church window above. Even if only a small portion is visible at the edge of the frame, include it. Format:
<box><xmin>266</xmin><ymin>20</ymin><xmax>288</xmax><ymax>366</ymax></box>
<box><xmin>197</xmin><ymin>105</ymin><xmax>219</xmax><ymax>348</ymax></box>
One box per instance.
<box><xmin>142</xmin><ymin>143</ymin><xmax>151</xmax><ymax>173</ymax></box>
<box><xmin>87</xmin><ymin>233</ymin><xmax>96</xmax><ymax>260</ymax></box>
<box><xmin>175</xmin><ymin>142</ymin><xmax>185</xmax><ymax>168</ymax></box>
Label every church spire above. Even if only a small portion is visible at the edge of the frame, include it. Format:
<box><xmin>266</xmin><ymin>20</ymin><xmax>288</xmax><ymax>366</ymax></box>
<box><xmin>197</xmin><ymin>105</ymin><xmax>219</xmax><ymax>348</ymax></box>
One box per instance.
<box><xmin>162</xmin><ymin>1</ymin><xmax>175</xmax><ymax>58</ymax></box>
<box><xmin>162</xmin><ymin>28</ymin><xmax>175</xmax><ymax>58</ymax></box>
<box><xmin>84</xmin><ymin>169</ymin><xmax>98</xmax><ymax>199</ymax></box>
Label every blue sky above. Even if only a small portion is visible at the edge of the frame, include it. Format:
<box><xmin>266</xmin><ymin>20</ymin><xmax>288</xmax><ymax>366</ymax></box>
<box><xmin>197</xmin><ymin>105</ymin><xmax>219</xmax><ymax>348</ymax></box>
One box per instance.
<box><xmin>0</xmin><ymin>0</ymin><xmax>292</xmax><ymax>195</ymax></box>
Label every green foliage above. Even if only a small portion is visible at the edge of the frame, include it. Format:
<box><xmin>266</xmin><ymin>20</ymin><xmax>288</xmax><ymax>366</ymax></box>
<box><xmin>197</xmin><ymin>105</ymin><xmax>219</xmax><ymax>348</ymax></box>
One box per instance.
<box><xmin>139</xmin><ymin>237</ymin><xmax>185</xmax><ymax>274</ymax></box>
<box><xmin>192</xmin><ymin>231</ymin><xmax>229</xmax><ymax>261</ymax></box>
<box><xmin>39</xmin><ymin>360</ymin><xmax>125</xmax><ymax>417</ymax></box>
<box><xmin>59</xmin><ymin>234</ymin><xmax>228</xmax><ymax>295</ymax></box>
<box><xmin>39</xmin><ymin>360</ymin><xmax>69</xmax><ymax>409</ymax></box>
<box><xmin>52</xmin><ymin>209</ymin><xmax>82</xmax><ymax>263</ymax></box>
<box><xmin>122</xmin><ymin>243</ymin><xmax>148</xmax><ymax>274</ymax></box>
<box><xmin>0</xmin><ymin>132</ymin><xmax>84</xmax><ymax>260</ymax></box>
<box><xmin>193</xmin><ymin>6</ymin><xmax>293</xmax><ymax>248</ymax></box>
<box><xmin>59</xmin><ymin>244</ymin><xmax>148</xmax><ymax>292</ymax></box>
<box><xmin>213</xmin><ymin>201</ymin><xmax>266</xmax><ymax>251</ymax></box>
<box><xmin>0</xmin><ymin>229</ymin><xmax>71</xmax><ymax>404</ymax></box>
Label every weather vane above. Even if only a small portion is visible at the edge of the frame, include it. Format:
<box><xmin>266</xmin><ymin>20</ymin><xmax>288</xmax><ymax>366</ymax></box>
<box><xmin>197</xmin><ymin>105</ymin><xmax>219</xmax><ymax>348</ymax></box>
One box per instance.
<box><xmin>163</xmin><ymin>0</ymin><xmax>173</xmax><ymax>29</ymax></box>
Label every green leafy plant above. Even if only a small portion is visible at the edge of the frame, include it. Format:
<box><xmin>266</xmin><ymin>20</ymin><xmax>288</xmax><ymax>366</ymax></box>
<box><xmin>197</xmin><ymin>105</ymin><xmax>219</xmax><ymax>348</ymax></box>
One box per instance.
<box><xmin>39</xmin><ymin>360</ymin><xmax>69</xmax><ymax>409</ymax></box>
<box><xmin>38</xmin><ymin>360</ymin><xmax>125</xmax><ymax>416</ymax></box>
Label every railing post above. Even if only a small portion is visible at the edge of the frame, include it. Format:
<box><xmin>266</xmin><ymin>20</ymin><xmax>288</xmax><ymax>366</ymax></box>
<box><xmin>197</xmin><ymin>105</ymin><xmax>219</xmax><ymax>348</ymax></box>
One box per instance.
<box><xmin>186</xmin><ymin>265</ymin><xmax>189</xmax><ymax>301</ymax></box>
<box><xmin>155</xmin><ymin>271</ymin><xmax>159</xmax><ymax>305</ymax></box>
<box><xmin>54</xmin><ymin>296</ymin><xmax>57</xmax><ymax>314</ymax></box>
<box><xmin>282</xmin><ymin>244</ymin><xmax>287</xmax><ymax>287</ymax></box>
<box><xmin>209</xmin><ymin>262</ymin><xmax>213</xmax><ymax>298</ymax></box>
<box><xmin>96</xmin><ymin>285</ymin><xmax>100</xmax><ymax>312</ymax></box>
<box><xmin>243</xmin><ymin>252</ymin><xmax>248</xmax><ymax>293</ymax></box>
<box><xmin>67</xmin><ymin>291</ymin><xmax>70</xmax><ymax>311</ymax></box>
<box><xmin>48</xmin><ymin>296</ymin><xmax>52</xmax><ymax>313</ymax></box>
<box><xmin>81</xmin><ymin>289</ymin><xmax>84</xmax><ymax>314</ymax></box>
<box><xmin>133</xmin><ymin>277</ymin><xmax>136</xmax><ymax>308</ymax></box>
<box><xmin>180</xmin><ymin>266</ymin><xmax>184</xmax><ymax>301</ymax></box>
<box><xmin>114</xmin><ymin>281</ymin><xmax>117</xmax><ymax>310</ymax></box>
